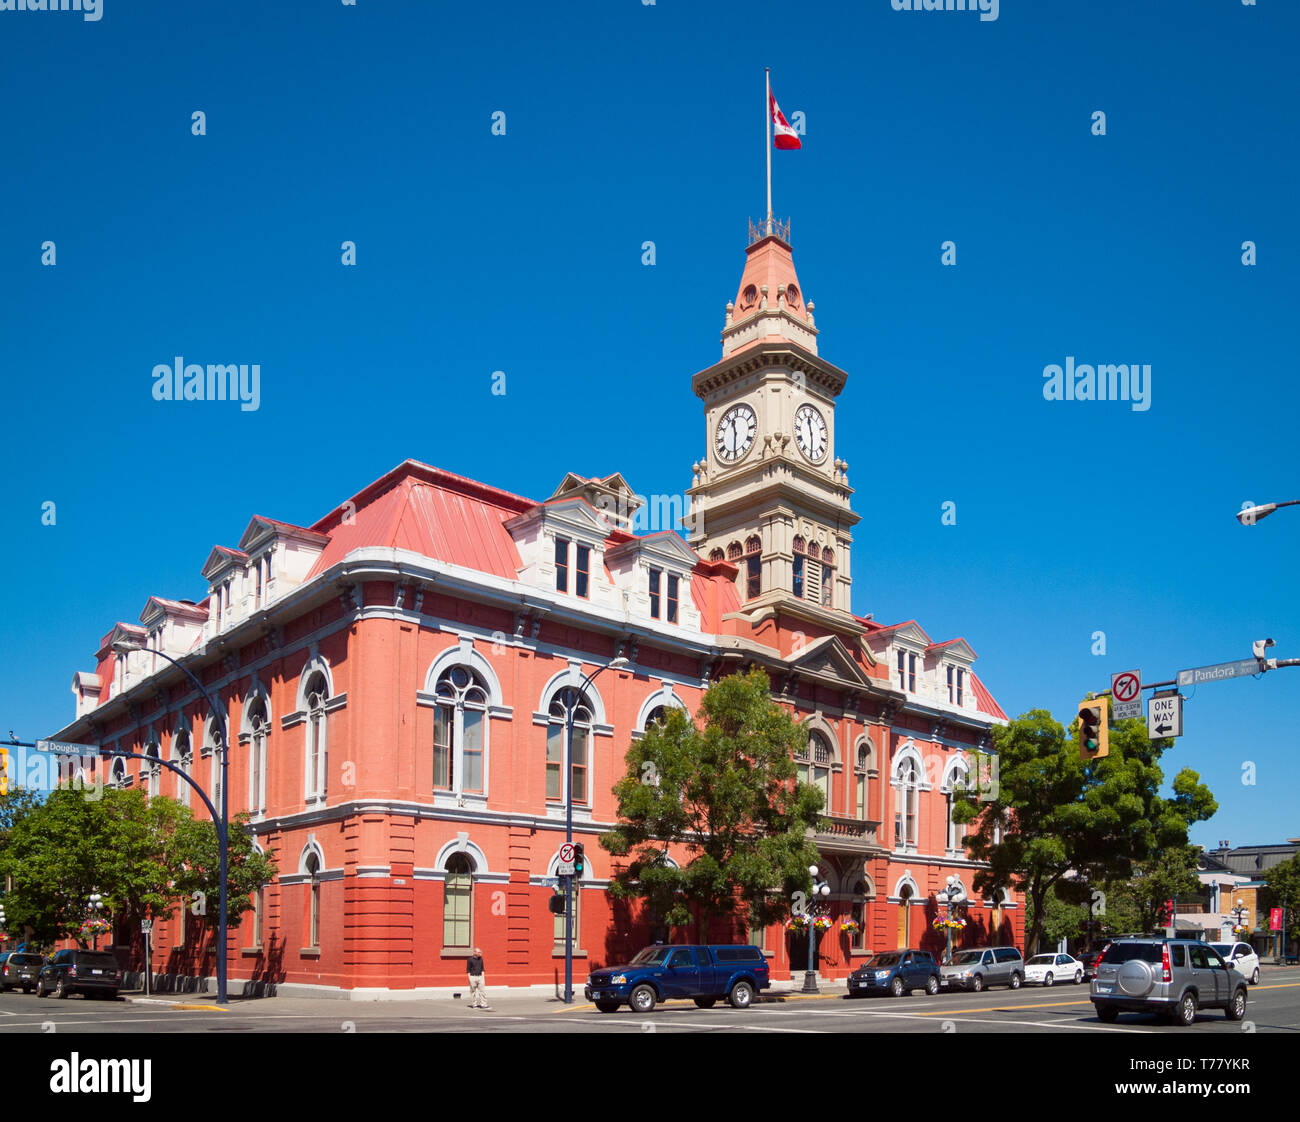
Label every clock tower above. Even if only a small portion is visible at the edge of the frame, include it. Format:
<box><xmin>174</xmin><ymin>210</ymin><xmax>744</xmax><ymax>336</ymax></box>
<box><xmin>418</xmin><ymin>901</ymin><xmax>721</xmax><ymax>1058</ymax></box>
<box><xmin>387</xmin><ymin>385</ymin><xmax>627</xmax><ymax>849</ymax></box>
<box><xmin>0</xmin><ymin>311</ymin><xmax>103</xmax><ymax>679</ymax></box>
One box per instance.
<box><xmin>687</xmin><ymin>220</ymin><xmax>860</xmax><ymax>630</ymax></box>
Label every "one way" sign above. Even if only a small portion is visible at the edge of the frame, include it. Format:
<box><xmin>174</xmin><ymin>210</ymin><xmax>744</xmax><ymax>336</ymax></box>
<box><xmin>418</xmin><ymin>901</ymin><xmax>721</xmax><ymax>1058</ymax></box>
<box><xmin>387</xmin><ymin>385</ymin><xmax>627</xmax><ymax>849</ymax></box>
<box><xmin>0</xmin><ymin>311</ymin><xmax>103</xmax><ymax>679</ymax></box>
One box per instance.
<box><xmin>1147</xmin><ymin>693</ymin><xmax>1183</xmax><ymax>739</ymax></box>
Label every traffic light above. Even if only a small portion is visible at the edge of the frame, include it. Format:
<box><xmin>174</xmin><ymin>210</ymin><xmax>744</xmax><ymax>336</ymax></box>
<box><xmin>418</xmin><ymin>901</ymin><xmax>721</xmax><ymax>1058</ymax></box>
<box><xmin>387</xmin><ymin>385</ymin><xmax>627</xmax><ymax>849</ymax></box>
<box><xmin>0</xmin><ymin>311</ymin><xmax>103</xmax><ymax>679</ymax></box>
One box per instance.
<box><xmin>1077</xmin><ymin>696</ymin><xmax>1109</xmax><ymax>759</ymax></box>
<box><xmin>548</xmin><ymin>892</ymin><xmax>566</xmax><ymax>916</ymax></box>
<box><xmin>573</xmin><ymin>843</ymin><xmax>585</xmax><ymax>876</ymax></box>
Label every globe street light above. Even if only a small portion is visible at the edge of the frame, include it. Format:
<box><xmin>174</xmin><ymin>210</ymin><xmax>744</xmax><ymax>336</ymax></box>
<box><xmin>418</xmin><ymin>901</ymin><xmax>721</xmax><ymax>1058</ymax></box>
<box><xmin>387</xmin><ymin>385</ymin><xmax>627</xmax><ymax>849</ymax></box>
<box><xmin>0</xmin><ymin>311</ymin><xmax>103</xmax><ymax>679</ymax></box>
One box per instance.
<box><xmin>936</xmin><ymin>875</ymin><xmax>966</xmax><ymax>964</ymax></box>
<box><xmin>800</xmin><ymin>864</ymin><xmax>831</xmax><ymax>994</ymax></box>
<box><xmin>562</xmin><ymin>655</ymin><xmax>629</xmax><ymax>1004</ymax></box>
<box><xmin>111</xmin><ymin>637</ymin><xmax>230</xmax><ymax>1004</ymax></box>
<box><xmin>88</xmin><ymin>892</ymin><xmax>104</xmax><ymax>951</ymax></box>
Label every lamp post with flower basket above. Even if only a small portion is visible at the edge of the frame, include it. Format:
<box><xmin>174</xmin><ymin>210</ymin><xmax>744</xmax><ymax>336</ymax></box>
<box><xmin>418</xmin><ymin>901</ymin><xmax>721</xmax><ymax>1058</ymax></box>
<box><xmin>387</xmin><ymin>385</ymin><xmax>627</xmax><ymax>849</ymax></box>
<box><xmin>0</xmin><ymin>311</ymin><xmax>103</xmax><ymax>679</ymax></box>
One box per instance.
<box><xmin>85</xmin><ymin>892</ymin><xmax>107</xmax><ymax>950</ymax></box>
<box><xmin>935</xmin><ymin>876</ymin><xmax>967</xmax><ymax>964</ymax></box>
<box><xmin>794</xmin><ymin>866</ymin><xmax>832</xmax><ymax>993</ymax></box>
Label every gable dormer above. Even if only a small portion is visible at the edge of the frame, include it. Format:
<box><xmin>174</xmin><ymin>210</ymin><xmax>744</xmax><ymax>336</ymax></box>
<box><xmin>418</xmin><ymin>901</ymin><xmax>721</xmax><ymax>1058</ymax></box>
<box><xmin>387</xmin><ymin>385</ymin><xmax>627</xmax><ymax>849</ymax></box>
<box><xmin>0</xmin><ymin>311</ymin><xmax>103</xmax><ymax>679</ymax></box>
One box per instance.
<box><xmin>100</xmin><ymin>622</ymin><xmax>147</xmax><ymax>699</ymax></box>
<box><xmin>139</xmin><ymin>596</ymin><xmax>209</xmax><ymax>660</ymax></box>
<box><xmin>72</xmin><ymin>670</ymin><xmax>103</xmax><ymax>719</ymax></box>
<box><xmin>928</xmin><ymin>638</ymin><xmax>977</xmax><ymax>711</ymax></box>
<box><xmin>238</xmin><ymin>515</ymin><xmax>329</xmax><ymax>611</ymax></box>
<box><xmin>202</xmin><ymin>546</ymin><xmax>249</xmax><ymax>638</ymax></box>
<box><xmin>548</xmin><ymin>473</ymin><xmax>643</xmax><ymax>533</ymax></box>
<box><xmin>504</xmin><ymin>497</ymin><xmax>618</xmax><ymax>609</ymax></box>
<box><xmin>863</xmin><ymin>620</ymin><xmax>932</xmax><ymax>697</ymax></box>
<box><xmin>605</xmin><ymin>531</ymin><xmax>703</xmax><ymax>631</ymax></box>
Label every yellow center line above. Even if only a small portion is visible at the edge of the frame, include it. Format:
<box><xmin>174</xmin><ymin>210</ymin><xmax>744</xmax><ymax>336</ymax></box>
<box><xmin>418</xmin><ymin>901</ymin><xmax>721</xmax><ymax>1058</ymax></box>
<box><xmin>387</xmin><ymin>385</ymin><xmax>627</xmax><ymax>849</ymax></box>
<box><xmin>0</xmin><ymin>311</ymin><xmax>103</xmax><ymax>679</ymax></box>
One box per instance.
<box><xmin>915</xmin><ymin>999</ymin><xmax>1091</xmax><ymax>1015</ymax></box>
<box><xmin>170</xmin><ymin>1003</ymin><xmax>229</xmax><ymax>1012</ymax></box>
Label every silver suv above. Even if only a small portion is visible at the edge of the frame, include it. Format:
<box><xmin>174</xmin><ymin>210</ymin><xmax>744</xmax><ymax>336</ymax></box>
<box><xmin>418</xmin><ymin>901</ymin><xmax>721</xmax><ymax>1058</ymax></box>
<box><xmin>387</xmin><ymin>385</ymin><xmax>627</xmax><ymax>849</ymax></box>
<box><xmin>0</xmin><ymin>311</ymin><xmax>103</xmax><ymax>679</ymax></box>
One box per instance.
<box><xmin>1091</xmin><ymin>938</ymin><xmax>1248</xmax><ymax>1026</ymax></box>
<box><xmin>939</xmin><ymin>946</ymin><xmax>1024</xmax><ymax>992</ymax></box>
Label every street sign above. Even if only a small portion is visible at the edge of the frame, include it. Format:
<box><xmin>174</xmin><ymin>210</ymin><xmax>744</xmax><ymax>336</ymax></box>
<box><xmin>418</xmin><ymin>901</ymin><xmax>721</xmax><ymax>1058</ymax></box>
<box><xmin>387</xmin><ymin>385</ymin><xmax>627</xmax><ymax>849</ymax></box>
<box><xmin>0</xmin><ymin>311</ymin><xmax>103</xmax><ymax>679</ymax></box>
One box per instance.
<box><xmin>555</xmin><ymin>862</ymin><xmax>575</xmax><ymax>877</ymax></box>
<box><xmin>1176</xmin><ymin>659</ymin><xmax>1261</xmax><ymax>688</ymax></box>
<box><xmin>141</xmin><ymin>920</ymin><xmax>152</xmax><ymax>933</ymax></box>
<box><xmin>35</xmin><ymin>739</ymin><xmax>98</xmax><ymax>756</ymax></box>
<box><xmin>1147</xmin><ymin>693</ymin><xmax>1183</xmax><ymax>739</ymax></box>
<box><xmin>1111</xmin><ymin>670</ymin><xmax>1143</xmax><ymax>719</ymax></box>
<box><xmin>1271</xmin><ymin>908</ymin><xmax>1283</xmax><ymax>931</ymax></box>
<box><xmin>559</xmin><ymin>843</ymin><xmax>575</xmax><ymax>864</ymax></box>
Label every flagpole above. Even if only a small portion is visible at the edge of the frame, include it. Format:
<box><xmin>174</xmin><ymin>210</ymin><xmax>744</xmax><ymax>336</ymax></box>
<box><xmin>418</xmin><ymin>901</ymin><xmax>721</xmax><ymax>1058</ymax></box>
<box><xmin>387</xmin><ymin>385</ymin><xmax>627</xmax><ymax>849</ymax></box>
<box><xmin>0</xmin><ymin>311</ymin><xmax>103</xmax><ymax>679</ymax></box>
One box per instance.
<box><xmin>765</xmin><ymin>68</ymin><xmax>773</xmax><ymax>235</ymax></box>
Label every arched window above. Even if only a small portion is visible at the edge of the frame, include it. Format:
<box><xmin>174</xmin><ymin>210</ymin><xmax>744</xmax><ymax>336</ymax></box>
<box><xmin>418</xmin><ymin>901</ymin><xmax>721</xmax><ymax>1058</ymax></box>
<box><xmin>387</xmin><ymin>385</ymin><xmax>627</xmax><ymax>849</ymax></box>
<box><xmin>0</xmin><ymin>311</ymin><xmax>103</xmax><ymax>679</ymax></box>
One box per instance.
<box><xmin>303</xmin><ymin>671</ymin><xmax>329</xmax><ymax>803</ymax></box>
<box><xmin>204</xmin><ymin>718</ymin><xmax>224</xmax><ymax>817</ymax></box>
<box><xmin>145</xmin><ymin>741</ymin><xmax>161</xmax><ymax>798</ymax></box>
<box><xmin>820</xmin><ymin>547</ymin><xmax>834</xmax><ymax>607</ymax></box>
<box><xmin>709</xmin><ymin>548</ymin><xmax>724</xmax><ymax>562</ymax></box>
<box><xmin>744</xmin><ymin>535</ymin><xmax>762</xmax><ymax>599</ymax></box>
<box><xmin>644</xmin><ymin>706</ymin><xmax>669</xmax><ymax>729</ymax></box>
<box><xmin>110</xmin><ymin>756</ymin><xmax>127</xmax><ymax>789</ymax></box>
<box><xmin>547</xmin><ymin>688</ymin><xmax>594</xmax><ymax>806</ymax></box>
<box><xmin>443</xmin><ymin>852</ymin><xmax>474</xmax><ymax>952</ymax></box>
<box><xmin>850</xmin><ymin>878</ymin><xmax>870</xmax><ymax>951</ymax></box>
<box><xmin>433</xmin><ymin>666</ymin><xmax>488</xmax><ymax>795</ymax></box>
<box><xmin>246</xmin><ymin>696</ymin><xmax>269</xmax><ymax>816</ymax></box>
<box><xmin>305</xmin><ymin>851</ymin><xmax>321</xmax><ymax>949</ymax></box>
<box><xmin>172</xmin><ymin>727</ymin><xmax>192</xmax><ymax>808</ymax></box>
<box><xmin>854</xmin><ymin>743</ymin><xmax>871</xmax><ymax>819</ymax></box>
<box><xmin>793</xmin><ymin>536</ymin><xmax>806</xmax><ymax>554</ymax></box>
<box><xmin>898</xmin><ymin>883</ymin><xmax>914</xmax><ymax>948</ymax></box>
<box><xmin>945</xmin><ymin>761</ymin><xmax>970</xmax><ymax>853</ymax></box>
<box><xmin>796</xmin><ymin>731</ymin><xmax>834</xmax><ymax>813</ymax></box>
<box><xmin>726</xmin><ymin>541</ymin><xmax>743</xmax><ymax>561</ymax></box>
<box><xmin>894</xmin><ymin>756</ymin><xmax>920</xmax><ymax>849</ymax></box>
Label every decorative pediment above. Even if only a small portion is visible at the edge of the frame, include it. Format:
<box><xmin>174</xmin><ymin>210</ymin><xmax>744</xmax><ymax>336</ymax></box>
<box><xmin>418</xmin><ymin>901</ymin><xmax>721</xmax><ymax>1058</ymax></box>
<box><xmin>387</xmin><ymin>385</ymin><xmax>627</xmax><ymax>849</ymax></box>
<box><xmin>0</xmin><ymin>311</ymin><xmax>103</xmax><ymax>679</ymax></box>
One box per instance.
<box><xmin>201</xmin><ymin>545</ymin><xmax>249</xmax><ymax>581</ymax></box>
<box><xmin>504</xmin><ymin>495</ymin><xmax>614</xmax><ymax>541</ymax></box>
<box><xmin>238</xmin><ymin>515</ymin><xmax>329</xmax><ymax>554</ymax></box>
<box><xmin>605</xmin><ymin>530</ymin><xmax>700</xmax><ymax>571</ymax></box>
<box><xmin>928</xmin><ymin>637</ymin><xmax>977</xmax><ymax>663</ymax></box>
<box><xmin>546</xmin><ymin>473</ymin><xmax>643</xmax><ymax>532</ymax></box>
<box><xmin>783</xmin><ymin>635</ymin><xmax>872</xmax><ymax>689</ymax></box>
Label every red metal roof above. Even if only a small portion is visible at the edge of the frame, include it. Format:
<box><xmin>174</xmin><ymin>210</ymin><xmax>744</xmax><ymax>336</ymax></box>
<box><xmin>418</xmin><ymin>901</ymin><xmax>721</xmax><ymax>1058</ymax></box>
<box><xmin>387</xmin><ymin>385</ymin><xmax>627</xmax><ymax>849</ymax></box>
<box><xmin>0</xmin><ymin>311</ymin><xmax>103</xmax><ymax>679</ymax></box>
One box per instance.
<box><xmin>306</xmin><ymin>471</ymin><xmax>525</xmax><ymax>581</ymax></box>
<box><xmin>970</xmin><ymin>671</ymin><xmax>1008</xmax><ymax>721</ymax></box>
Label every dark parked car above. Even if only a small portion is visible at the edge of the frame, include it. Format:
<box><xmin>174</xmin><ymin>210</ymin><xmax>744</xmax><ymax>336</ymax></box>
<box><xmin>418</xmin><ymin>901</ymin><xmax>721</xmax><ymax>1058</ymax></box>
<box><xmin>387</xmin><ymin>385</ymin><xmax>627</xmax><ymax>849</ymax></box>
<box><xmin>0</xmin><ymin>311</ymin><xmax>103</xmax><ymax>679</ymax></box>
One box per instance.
<box><xmin>584</xmin><ymin>944</ymin><xmax>770</xmax><ymax>1013</ymax></box>
<box><xmin>0</xmin><ymin>952</ymin><xmax>43</xmax><ymax>993</ymax></box>
<box><xmin>1078</xmin><ymin>948</ymin><xmax>1108</xmax><ymax>981</ymax></box>
<box><xmin>848</xmin><ymin>949</ymin><xmax>940</xmax><ymax>997</ymax></box>
<box><xmin>1091</xmin><ymin>938</ymin><xmax>1247</xmax><ymax>1026</ymax></box>
<box><xmin>36</xmin><ymin>950</ymin><xmax>121</xmax><ymax>1000</ymax></box>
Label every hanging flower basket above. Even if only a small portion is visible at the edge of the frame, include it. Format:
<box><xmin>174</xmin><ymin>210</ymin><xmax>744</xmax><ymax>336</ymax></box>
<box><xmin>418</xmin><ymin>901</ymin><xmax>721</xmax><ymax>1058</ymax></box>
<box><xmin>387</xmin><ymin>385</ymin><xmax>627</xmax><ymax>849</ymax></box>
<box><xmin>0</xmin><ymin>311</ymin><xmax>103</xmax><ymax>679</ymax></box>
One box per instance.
<box><xmin>785</xmin><ymin>915</ymin><xmax>810</xmax><ymax>933</ymax></box>
<box><xmin>932</xmin><ymin>917</ymin><xmax>967</xmax><ymax>932</ymax></box>
<box><xmin>79</xmin><ymin>917</ymin><xmax>112</xmax><ymax>941</ymax></box>
<box><xmin>839</xmin><ymin>919</ymin><xmax>861</xmax><ymax>935</ymax></box>
<box><xmin>1232</xmin><ymin>924</ymin><xmax>1250</xmax><ymax>937</ymax></box>
<box><xmin>812</xmin><ymin>915</ymin><xmax>834</xmax><ymax>932</ymax></box>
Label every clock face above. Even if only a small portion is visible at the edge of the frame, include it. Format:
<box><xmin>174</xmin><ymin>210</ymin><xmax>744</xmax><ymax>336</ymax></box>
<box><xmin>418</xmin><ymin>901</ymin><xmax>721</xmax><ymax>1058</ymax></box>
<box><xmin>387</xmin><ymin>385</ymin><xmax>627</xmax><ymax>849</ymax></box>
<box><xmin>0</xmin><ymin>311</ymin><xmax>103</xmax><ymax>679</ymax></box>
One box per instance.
<box><xmin>715</xmin><ymin>403</ymin><xmax>757</xmax><ymax>463</ymax></box>
<box><xmin>794</xmin><ymin>404</ymin><xmax>828</xmax><ymax>461</ymax></box>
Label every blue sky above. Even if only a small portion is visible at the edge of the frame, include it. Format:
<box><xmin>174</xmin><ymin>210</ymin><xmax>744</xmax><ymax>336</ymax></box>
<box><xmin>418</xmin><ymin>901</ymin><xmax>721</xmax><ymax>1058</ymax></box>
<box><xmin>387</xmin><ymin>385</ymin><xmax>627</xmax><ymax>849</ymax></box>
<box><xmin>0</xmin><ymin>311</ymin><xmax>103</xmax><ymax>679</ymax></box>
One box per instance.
<box><xmin>1</xmin><ymin>1</ymin><xmax>1296</xmax><ymax>849</ymax></box>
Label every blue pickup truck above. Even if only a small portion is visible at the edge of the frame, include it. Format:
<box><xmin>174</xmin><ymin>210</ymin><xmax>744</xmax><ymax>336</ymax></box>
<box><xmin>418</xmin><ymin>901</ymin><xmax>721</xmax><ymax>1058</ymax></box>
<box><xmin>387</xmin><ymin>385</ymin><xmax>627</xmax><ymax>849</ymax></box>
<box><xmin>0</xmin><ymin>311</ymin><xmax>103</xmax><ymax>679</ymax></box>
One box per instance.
<box><xmin>585</xmin><ymin>944</ymin><xmax>770</xmax><ymax>1013</ymax></box>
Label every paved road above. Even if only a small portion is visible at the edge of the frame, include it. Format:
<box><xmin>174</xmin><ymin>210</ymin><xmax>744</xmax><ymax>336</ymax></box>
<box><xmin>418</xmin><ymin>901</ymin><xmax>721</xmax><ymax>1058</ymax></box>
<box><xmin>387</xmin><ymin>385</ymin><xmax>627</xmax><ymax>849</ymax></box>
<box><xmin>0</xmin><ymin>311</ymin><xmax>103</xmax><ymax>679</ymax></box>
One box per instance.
<box><xmin>4</xmin><ymin>967</ymin><xmax>1298</xmax><ymax>1034</ymax></box>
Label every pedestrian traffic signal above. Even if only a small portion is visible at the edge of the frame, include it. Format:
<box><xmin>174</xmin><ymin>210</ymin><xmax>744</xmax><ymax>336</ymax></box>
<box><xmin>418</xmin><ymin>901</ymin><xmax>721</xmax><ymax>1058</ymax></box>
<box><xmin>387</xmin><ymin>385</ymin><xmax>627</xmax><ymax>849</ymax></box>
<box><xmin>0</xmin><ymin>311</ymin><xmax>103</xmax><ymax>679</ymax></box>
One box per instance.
<box><xmin>573</xmin><ymin>843</ymin><xmax>585</xmax><ymax>876</ymax></box>
<box><xmin>1077</xmin><ymin>697</ymin><xmax>1109</xmax><ymax>759</ymax></box>
<box><xmin>548</xmin><ymin>892</ymin><xmax>566</xmax><ymax>916</ymax></box>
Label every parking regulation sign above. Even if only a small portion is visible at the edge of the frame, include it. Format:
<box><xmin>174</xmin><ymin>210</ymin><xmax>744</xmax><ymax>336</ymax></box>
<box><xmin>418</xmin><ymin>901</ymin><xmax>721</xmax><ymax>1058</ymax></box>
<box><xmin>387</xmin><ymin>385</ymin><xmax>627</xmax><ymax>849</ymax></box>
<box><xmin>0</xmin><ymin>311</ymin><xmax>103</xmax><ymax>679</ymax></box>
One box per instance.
<box><xmin>1111</xmin><ymin>670</ymin><xmax>1143</xmax><ymax>719</ymax></box>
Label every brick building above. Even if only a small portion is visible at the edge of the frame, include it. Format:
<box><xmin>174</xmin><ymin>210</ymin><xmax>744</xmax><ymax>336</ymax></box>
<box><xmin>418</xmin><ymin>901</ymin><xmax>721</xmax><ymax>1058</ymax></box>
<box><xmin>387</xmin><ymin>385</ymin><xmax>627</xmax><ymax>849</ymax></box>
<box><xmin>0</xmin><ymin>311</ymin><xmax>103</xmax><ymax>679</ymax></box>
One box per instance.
<box><xmin>46</xmin><ymin>223</ymin><xmax>1019</xmax><ymax>995</ymax></box>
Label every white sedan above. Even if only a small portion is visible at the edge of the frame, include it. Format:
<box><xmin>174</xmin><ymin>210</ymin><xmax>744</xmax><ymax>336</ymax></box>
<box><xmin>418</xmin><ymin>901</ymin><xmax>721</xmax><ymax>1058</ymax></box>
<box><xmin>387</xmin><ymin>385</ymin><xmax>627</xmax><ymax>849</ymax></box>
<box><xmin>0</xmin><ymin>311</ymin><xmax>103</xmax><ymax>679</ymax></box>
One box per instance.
<box><xmin>1023</xmin><ymin>953</ymin><xmax>1084</xmax><ymax>986</ymax></box>
<box><xmin>1211</xmin><ymin>942</ymin><xmax>1261</xmax><ymax>985</ymax></box>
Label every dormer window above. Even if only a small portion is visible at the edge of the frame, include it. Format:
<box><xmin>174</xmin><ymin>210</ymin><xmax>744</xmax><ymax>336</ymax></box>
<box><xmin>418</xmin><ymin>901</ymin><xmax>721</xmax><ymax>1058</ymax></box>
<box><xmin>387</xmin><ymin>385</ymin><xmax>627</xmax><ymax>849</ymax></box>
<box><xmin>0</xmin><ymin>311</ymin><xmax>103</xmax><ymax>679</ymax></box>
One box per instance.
<box><xmin>649</xmin><ymin>569</ymin><xmax>661</xmax><ymax>618</ymax></box>
<box><xmin>649</xmin><ymin>569</ymin><xmax>680</xmax><ymax>623</ymax></box>
<box><xmin>575</xmin><ymin>544</ymin><xmax>590</xmax><ymax>599</ymax></box>
<box><xmin>555</xmin><ymin>538</ymin><xmax>570</xmax><ymax>593</ymax></box>
<box><xmin>667</xmin><ymin>574</ymin><xmax>679</xmax><ymax>623</ymax></box>
<box><xmin>947</xmin><ymin>666</ymin><xmax>965</xmax><ymax>705</ymax></box>
<box><xmin>897</xmin><ymin>650</ymin><xmax>916</xmax><ymax>692</ymax></box>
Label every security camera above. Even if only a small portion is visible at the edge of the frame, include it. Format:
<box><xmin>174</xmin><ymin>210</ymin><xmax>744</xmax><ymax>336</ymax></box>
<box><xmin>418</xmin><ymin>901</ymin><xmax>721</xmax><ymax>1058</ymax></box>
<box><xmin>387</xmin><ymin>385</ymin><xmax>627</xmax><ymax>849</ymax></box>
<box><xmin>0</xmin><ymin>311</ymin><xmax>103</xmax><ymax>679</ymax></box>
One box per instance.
<box><xmin>1252</xmin><ymin>638</ymin><xmax>1275</xmax><ymax>660</ymax></box>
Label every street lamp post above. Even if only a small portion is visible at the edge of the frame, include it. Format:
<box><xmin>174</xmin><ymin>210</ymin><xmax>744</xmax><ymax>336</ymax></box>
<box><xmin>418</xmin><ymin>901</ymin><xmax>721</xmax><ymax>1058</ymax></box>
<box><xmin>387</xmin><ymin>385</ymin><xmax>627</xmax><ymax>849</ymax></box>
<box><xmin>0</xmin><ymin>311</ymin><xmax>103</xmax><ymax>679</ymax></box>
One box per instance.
<box><xmin>1236</xmin><ymin>499</ymin><xmax>1300</xmax><ymax>525</ymax></box>
<box><xmin>88</xmin><ymin>892</ymin><xmax>104</xmax><ymax>950</ymax></box>
<box><xmin>937</xmin><ymin>875</ymin><xmax>965</xmax><ymax>964</ymax></box>
<box><xmin>111</xmin><ymin>638</ymin><xmax>230</xmax><ymax>1005</ymax></box>
<box><xmin>801</xmin><ymin>865</ymin><xmax>831</xmax><ymax>994</ymax></box>
<box><xmin>562</xmin><ymin>656</ymin><xmax>628</xmax><ymax>1004</ymax></box>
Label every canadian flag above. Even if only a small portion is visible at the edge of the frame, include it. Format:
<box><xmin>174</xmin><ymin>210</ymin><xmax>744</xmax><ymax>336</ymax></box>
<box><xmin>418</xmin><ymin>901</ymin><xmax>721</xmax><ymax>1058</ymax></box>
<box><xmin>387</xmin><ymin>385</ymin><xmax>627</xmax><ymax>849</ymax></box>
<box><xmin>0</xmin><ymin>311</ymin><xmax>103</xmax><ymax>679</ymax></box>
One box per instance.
<box><xmin>770</xmin><ymin>90</ymin><xmax>802</xmax><ymax>150</ymax></box>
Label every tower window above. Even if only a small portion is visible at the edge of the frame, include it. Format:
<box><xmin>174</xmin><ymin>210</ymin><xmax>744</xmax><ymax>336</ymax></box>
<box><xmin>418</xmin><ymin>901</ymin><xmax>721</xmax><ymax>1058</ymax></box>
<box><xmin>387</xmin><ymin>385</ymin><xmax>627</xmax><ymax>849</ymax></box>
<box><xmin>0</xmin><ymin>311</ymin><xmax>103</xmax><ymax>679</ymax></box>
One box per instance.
<box><xmin>793</xmin><ymin>554</ymin><xmax>804</xmax><ymax>599</ymax></box>
<box><xmin>746</xmin><ymin>556</ymin><xmax>761</xmax><ymax>599</ymax></box>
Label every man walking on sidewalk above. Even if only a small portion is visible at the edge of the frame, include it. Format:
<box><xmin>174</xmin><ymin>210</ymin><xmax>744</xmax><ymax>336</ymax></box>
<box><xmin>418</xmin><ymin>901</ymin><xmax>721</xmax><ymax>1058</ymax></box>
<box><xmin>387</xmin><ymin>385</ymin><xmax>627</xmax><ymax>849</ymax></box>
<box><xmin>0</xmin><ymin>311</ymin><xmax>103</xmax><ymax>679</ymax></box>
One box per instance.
<box><xmin>467</xmin><ymin>947</ymin><xmax>491</xmax><ymax>1010</ymax></box>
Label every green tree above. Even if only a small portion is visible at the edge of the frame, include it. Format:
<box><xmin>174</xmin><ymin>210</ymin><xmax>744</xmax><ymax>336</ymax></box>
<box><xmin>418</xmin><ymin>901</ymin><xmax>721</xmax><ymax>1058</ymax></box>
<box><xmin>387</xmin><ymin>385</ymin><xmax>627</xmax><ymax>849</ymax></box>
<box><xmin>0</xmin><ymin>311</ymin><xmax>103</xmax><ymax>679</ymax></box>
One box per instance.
<box><xmin>1024</xmin><ymin>883</ymin><xmax>1090</xmax><ymax>948</ymax></box>
<box><xmin>171</xmin><ymin>810</ymin><xmax>277</xmax><ymax>933</ymax></box>
<box><xmin>1106</xmin><ymin>846</ymin><xmax>1203</xmax><ymax>934</ymax></box>
<box><xmin>1258</xmin><ymin>853</ymin><xmax>1300</xmax><ymax>953</ymax></box>
<box><xmin>0</xmin><ymin>787</ymin><xmax>275</xmax><ymax>946</ymax></box>
<box><xmin>953</xmin><ymin>711</ymin><xmax>1217</xmax><ymax>956</ymax></box>
<box><xmin>600</xmin><ymin>668</ymin><xmax>825</xmax><ymax>941</ymax></box>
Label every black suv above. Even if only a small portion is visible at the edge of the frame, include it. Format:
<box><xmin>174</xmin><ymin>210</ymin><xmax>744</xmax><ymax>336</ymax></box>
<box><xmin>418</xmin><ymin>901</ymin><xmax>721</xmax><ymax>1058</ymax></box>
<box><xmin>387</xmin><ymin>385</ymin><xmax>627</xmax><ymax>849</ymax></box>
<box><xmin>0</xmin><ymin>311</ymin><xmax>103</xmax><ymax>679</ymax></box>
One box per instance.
<box><xmin>37</xmin><ymin>950</ymin><xmax>121</xmax><ymax>1000</ymax></box>
<box><xmin>0</xmin><ymin>952</ymin><xmax>43</xmax><ymax>994</ymax></box>
<box><xmin>1091</xmin><ymin>938</ymin><xmax>1247</xmax><ymax>1026</ymax></box>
